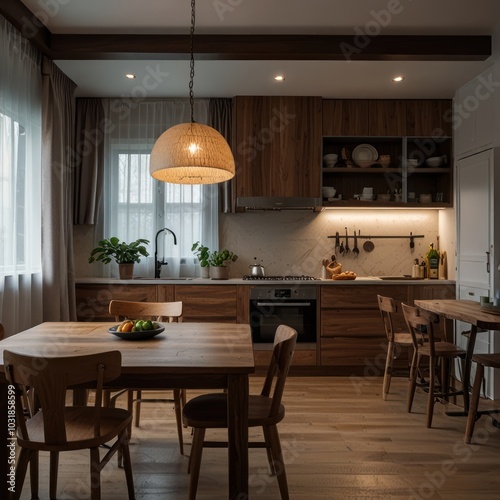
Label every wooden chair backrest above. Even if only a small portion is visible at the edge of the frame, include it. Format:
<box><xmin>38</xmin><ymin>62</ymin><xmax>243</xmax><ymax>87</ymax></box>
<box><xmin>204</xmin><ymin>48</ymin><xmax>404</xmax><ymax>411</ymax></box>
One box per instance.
<box><xmin>3</xmin><ymin>350</ymin><xmax>122</xmax><ymax>446</ymax></box>
<box><xmin>260</xmin><ymin>325</ymin><xmax>297</xmax><ymax>418</ymax></box>
<box><xmin>109</xmin><ymin>300</ymin><xmax>183</xmax><ymax>323</ymax></box>
<box><xmin>401</xmin><ymin>303</ymin><xmax>440</xmax><ymax>356</ymax></box>
<box><xmin>377</xmin><ymin>295</ymin><xmax>398</xmax><ymax>342</ymax></box>
<box><xmin>0</xmin><ymin>322</ymin><xmax>4</xmax><ymax>340</ymax></box>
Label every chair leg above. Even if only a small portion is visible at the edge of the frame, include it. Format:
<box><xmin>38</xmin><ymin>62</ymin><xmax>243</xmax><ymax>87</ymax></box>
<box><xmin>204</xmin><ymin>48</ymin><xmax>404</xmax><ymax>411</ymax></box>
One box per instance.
<box><xmin>266</xmin><ymin>425</ymin><xmax>290</xmax><ymax>500</ymax></box>
<box><xmin>407</xmin><ymin>353</ymin><xmax>421</xmax><ymax>413</ymax></box>
<box><xmin>465</xmin><ymin>362</ymin><xmax>484</xmax><ymax>444</ymax></box>
<box><xmin>262</xmin><ymin>425</ymin><xmax>277</xmax><ymax>475</ymax></box>
<box><xmin>120</xmin><ymin>431</ymin><xmax>136</xmax><ymax>500</ymax></box>
<box><xmin>90</xmin><ymin>447</ymin><xmax>101</xmax><ymax>500</ymax></box>
<box><xmin>383</xmin><ymin>341</ymin><xmax>395</xmax><ymax>401</ymax></box>
<box><xmin>29</xmin><ymin>450</ymin><xmax>39</xmax><ymax>500</ymax></box>
<box><xmin>427</xmin><ymin>356</ymin><xmax>436</xmax><ymax>428</ymax></box>
<box><xmin>173</xmin><ymin>389</ymin><xmax>184</xmax><ymax>455</ymax></box>
<box><xmin>134</xmin><ymin>390</ymin><xmax>141</xmax><ymax>427</ymax></box>
<box><xmin>188</xmin><ymin>427</ymin><xmax>205</xmax><ymax>500</ymax></box>
<box><xmin>49</xmin><ymin>451</ymin><xmax>59</xmax><ymax>499</ymax></box>
<box><xmin>12</xmin><ymin>447</ymin><xmax>31</xmax><ymax>500</ymax></box>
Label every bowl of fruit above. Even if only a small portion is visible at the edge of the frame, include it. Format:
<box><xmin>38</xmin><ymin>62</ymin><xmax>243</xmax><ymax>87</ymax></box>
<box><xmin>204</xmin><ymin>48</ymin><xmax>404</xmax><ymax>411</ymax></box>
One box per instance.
<box><xmin>108</xmin><ymin>319</ymin><xmax>165</xmax><ymax>340</ymax></box>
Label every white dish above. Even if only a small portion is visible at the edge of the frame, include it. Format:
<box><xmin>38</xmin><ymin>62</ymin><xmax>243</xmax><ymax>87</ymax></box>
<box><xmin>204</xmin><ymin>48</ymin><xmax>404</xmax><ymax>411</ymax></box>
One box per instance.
<box><xmin>352</xmin><ymin>144</ymin><xmax>378</xmax><ymax>164</ymax></box>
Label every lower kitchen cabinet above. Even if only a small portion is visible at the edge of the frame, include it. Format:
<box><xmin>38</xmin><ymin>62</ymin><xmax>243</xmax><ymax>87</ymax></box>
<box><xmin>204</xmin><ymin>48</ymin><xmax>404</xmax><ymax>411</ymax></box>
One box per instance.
<box><xmin>173</xmin><ymin>285</ymin><xmax>238</xmax><ymax>323</ymax></box>
<box><xmin>254</xmin><ymin>348</ymin><xmax>317</xmax><ymax>367</ymax></box>
<box><xmin>75</xmin><ymin>284</ymin><xmax>157</xmax><ymax>321</ymax></box>
<box><xmin>320</xmin><ymin>285</ymin><xmax>408</xmax><ymax>370</ymax></box>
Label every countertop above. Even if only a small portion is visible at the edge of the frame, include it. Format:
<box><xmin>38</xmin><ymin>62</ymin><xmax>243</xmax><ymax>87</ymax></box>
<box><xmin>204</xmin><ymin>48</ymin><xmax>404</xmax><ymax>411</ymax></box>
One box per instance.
<box><xmin>76</xmin><ymin>277</ymin><xmax>455</xmax><ymax>286</ymax></box>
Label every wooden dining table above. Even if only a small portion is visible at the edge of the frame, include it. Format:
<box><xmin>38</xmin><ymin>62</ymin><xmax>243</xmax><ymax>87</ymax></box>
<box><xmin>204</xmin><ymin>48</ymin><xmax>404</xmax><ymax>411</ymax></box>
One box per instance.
<box><xmin>414</xmin><ymin>299</ymin><xmax>500</xmax><ymax>417</ymax></box>
<box><xmin>0</xmin><ymin>321</ymin><xmax>255</xmax><ymax>499</ymax></box>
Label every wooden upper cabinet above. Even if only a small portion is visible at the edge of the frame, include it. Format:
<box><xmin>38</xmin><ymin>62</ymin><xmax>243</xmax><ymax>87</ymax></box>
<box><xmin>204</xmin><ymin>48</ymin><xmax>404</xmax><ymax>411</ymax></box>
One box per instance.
<box><xmin>368</xmin><ymin>100</ymin><xmax>406</xmax><ymax>136</ymax></box>
<box><xmin>233</xmin><ymin>95</ymin><xmax>322</xmax><ymax>198</ymax></box>
<box><xmin>322</xmin><ymin>99</ymin><xmax>369</xmax><ymax>136</ymax></box>
<box><xmin>323</xmin><ymin>99</ymin><xmax>452</xmax><ymax>137</ymax></box>
<box><xmin>406</xmin><ymin>99</ymin><xmax>452</xmax><ymax>137</ymax></box>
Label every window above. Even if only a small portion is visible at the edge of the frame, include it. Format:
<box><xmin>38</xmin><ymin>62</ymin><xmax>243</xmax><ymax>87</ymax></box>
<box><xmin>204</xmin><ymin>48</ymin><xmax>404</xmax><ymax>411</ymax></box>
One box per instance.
<box><xmin>105</xmin><ymin>146</ymin><xmax>217</xmax><ymax>278</ymax></box>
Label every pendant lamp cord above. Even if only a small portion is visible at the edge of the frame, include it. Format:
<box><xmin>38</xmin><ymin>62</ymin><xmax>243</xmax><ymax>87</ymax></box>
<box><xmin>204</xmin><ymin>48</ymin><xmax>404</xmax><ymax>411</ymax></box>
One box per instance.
<box><xmin>189</xmin><ymin>0</ymin><xmax>196</xmax><ymax>123</ymax></box>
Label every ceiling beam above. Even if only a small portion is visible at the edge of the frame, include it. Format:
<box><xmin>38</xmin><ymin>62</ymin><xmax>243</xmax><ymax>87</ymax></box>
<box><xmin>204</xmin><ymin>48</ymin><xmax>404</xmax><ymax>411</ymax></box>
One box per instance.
<box><xmin>50</xmin><ymin>34</ymin><xmax>491</xmax><ymax>62</ymax></box>
<box><xmin>0</xmin><ymin>1</ymin><xmax>491</xmax><ymax>62</ymax></box>
<box><xmin>0</xmin><ymin>0</ymin><xmax>52</xmax><ymax>56</ymax></box>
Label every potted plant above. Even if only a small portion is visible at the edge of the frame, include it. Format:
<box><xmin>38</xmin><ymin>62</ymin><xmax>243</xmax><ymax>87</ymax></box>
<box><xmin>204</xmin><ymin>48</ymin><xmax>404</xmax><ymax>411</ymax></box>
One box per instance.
<box><xmin>208</xmin><ymin>249</ymin><xmax>238</xmax><ymax>280</ymax></box>
<box><xmin>191</xmin><ymin>241</ymin><xmax>210</xmax><ymax>278</ymax></box>
<box><xmin>88</xmin><ymin>237</ymin><xmax>150</xmax><ymax>279</ymax></box>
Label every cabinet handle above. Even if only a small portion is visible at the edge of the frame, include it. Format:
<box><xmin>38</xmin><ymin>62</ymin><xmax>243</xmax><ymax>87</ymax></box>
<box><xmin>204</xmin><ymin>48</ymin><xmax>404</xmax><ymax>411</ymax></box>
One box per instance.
<box><xmin>468</xmin><ymin>292</ymin><xmax>475</xmax><ymax>296</ymax></box>
<box><xmin>486</xmin><ymin>251</ymin><xmax>490</xmax><ymax>273</ymax></box>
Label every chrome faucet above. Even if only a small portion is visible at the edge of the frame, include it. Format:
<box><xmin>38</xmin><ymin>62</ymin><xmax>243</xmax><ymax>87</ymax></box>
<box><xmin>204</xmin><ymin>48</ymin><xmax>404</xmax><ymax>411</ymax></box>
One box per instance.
<box><xmin>155</xmin><ymin>228</ymin><xmax>177</xmax><ymax>278</ymax></box>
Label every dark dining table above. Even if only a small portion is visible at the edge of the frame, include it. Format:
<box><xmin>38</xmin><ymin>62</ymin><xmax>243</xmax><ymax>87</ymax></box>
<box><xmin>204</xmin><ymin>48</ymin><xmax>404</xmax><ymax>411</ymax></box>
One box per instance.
<box><xmin>0</xmin><ymin>321</ymin><xmax>255</xmax><ymax>499</ymax></box>
<box><xmin>414</xmin><ymin>299</ymin><xmax>500</xmax><ymax>416</ymax></box>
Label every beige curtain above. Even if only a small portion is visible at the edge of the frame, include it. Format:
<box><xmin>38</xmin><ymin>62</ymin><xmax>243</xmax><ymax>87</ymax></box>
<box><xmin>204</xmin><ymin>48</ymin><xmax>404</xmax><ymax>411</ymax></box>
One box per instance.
<box><xmin>74</xmin><ymin>98</ymin><xmax>105</xmax><ymax>224</ymax></box>
<box><xmin>209</xmin><ymin>98</ymin><xmax>233</xmax><ymax>213</ymax></box>
<box><xmin>41</xmin><ymin>57</ymin><xmax>77</xmax><ymax>321</ymax></box>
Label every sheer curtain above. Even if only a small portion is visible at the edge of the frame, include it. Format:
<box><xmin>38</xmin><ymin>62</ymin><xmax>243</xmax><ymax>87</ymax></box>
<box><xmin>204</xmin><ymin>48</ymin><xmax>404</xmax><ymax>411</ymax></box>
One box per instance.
<box><xmin>0</xmin><ymin>16</ymin><xmax>43</xmax><ymax>336</ymax></box>
<box><xmin>100</xmin><ymin>99</ymin><xmax>218</xmax><ymax>278</ymax></box>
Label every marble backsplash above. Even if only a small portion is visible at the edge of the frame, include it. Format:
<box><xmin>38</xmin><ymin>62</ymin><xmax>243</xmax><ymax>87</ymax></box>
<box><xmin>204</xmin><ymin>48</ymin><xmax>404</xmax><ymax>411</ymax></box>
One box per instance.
<box><xmin>74</xmin><ymin>209</ymin><xmax>455</xmax><ymax>280</ymax></box>
<box><xmin>220</xmin><ymin>209</ymin><xmax>455</xmax><ymax>279</ymax></box>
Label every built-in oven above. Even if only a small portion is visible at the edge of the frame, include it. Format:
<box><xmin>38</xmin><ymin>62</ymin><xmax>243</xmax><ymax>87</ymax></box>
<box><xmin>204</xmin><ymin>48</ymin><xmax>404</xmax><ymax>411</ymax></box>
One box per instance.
<box><xmin>249</xmin><ymin>285</ymin><xmax>317</xmax><ymax>343</ymax></box>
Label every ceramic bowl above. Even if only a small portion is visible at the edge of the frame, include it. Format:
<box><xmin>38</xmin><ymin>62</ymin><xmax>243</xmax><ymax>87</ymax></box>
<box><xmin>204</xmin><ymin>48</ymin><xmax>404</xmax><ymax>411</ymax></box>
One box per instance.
<box><xmin>419</xmin><ymin>193</ymin><xmax>432</xmax><ymax>203</ymax></box>
<box><xmin>322</xmin><ymin>187</ymin><xmax>336</xmax><ymax>198</ymax></box>
<box><xmin>378</xmin><ymin>155</ymin><xmax>391</xmax><ymax>167</ymax></box>
<box><xmin>426</xmin><ymin>156</ymin><xmax>444</xmax><ymax>167</ymax></box>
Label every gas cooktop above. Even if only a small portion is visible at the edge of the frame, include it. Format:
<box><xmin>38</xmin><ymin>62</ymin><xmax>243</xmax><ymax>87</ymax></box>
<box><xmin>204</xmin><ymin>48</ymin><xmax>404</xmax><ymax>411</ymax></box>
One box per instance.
<box><xmin>242</xmin><ymin>275</ymin><xmax>318</xmax><ymax>281</ymax></box>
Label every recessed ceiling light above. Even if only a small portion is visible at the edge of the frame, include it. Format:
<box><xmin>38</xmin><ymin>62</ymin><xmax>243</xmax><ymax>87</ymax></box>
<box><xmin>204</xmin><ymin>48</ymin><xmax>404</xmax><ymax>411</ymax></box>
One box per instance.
<box><xmin>274</xmin><ymin>75</ymin><xmax>285</xmax><ymax>82</ymax></box>
<box><xmin>125</xmin><ymin>73</ymin><xmax>136</xmax><ymax>79</ymax></box>
<box><xmin>392</xmin><ymin>76</ymin><xmax>405</xmax><ymax>82</ymax></box>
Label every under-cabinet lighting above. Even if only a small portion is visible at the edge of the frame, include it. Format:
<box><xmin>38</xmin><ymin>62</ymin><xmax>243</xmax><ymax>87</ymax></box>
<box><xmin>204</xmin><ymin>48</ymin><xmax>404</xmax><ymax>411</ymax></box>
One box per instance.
<box><xmin>274</xmin><ymin>75</ymin><xmax>285</xmax><ymax>82</ymax></box>
<box><xmin>392</xmin><ymin>76</ymin><xmax>405</xmax><ymax>82</ymax></box>
<box><xmin>125</xmin><ymin>74</ymin><xmax>136</xmax><ymax>79</ymax></box>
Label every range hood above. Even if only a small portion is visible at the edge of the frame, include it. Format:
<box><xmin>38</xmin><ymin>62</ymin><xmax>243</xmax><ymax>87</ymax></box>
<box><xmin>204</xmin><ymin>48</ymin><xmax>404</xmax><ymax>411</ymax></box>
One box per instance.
<box><xmin>236</xmin><ymin>196</ymin><xmax>322</xmax><ymax>211</ymax></box>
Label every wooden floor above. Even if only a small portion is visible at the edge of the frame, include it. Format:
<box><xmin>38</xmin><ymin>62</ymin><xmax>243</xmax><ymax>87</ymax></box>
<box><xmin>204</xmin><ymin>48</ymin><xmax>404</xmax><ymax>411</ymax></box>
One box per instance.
<box><xmin>17</xmin><ymin>376</ymin><xmax>500</xmax><ymax>499</ymax></box>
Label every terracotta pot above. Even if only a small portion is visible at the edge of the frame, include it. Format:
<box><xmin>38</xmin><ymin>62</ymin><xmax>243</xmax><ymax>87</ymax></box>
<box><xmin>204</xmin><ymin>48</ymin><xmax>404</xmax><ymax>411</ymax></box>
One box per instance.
<box><xmin>119</xmin><ymin>263</ymin><xmax>135</xmax><ymax>279</ymax></box>
<box><xmin>210</xmin><ymin>266</ymin><xmax>229</xmax><ymax>280</ymax></box>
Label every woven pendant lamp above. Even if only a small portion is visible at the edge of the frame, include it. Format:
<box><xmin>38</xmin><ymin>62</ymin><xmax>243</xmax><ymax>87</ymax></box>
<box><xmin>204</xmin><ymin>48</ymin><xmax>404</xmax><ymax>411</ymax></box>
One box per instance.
<box><xmin>150</xmin><ymin>0</ymin><xmax>235</xmax><ymax>185</ymax></box>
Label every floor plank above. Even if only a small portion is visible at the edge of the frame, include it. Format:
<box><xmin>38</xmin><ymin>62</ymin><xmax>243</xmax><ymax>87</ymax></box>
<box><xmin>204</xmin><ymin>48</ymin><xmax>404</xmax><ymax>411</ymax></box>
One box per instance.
<box><xmin>16</xmin><ymin>376</ymin><xmax>500</xmax><ymax>499</ymax></box>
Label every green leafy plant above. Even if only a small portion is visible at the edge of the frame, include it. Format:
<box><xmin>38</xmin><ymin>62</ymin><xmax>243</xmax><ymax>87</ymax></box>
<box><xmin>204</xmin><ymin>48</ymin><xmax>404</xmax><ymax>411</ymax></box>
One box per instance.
<box><xmin>191</xmin><ymin>241</ymin><xmax>210</xmax><ymax>268</ymax></box>
<box><xmin>208</xmin><ymin>249</ymin><xmax>238</xmax><ymax>267</ymax></box>
<box><xmin>88</xmin><ymin>237</ymin><xmax>150</xmax><ymax>265</ymax></box>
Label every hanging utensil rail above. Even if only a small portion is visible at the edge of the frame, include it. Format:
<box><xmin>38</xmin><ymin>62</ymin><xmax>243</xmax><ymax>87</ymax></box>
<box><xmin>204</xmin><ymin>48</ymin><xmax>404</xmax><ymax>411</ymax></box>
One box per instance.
<box><xmin>328</xmin><ymin>233</ymin><xmax>424</xmax><ymax>240</ymax></box>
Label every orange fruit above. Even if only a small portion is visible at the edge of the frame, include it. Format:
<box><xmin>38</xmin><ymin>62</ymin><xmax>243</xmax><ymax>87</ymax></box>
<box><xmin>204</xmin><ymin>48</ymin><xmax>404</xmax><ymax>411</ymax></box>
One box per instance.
<box><xmin>121</xmin><ymin>321</ymin><xmax>133</xmax><ymax>333</ymax></box>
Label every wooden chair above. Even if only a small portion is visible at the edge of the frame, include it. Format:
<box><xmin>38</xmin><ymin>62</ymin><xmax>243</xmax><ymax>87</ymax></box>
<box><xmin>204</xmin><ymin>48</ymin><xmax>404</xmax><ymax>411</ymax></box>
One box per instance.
<box><xmin>377</xmin><ymin>295</ymin><xmax>415</xmax><ymax>400</ymax></box>
<box><xmin>108</xmin><ymin>300</ymin><xmax>185</xmax><ymax>454</ymax></box>
<box><xmin>3</xmin><ymin>349</ymin><xmax>135</xmax><ymax>500</ymax></box>
<box><xmin>465</xmin><ymin>353</ymin><xmax>500</xmax><ymax>444</ymax></box>
<box><xmin>402</xmin><ymin>303</ymin><xmax>466</xmax><ymax>428</ymax></box>
<box><xmin>182</xmin><ymin>324</ymin><xmax>297</xmax><ymax>500</ymax></box>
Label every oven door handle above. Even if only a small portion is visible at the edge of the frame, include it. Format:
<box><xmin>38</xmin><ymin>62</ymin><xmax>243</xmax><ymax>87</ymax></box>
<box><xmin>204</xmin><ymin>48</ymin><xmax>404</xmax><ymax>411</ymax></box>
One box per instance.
<box><xmin>256</xmin><ymin>302</ymin><xmax>312</xmax><ymax>307</ymax></box>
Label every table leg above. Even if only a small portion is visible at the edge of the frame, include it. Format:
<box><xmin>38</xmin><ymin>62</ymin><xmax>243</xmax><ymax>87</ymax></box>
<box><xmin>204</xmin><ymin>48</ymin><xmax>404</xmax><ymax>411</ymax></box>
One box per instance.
<box><xmin>227</xmin><ymin>374</ymin><xmax>249</xmax><ymax>499</ymax></box>
<box><xmin>446</xmin><ymin>324</ymin><xmax>478</xmax><ymax>417</ymax></box>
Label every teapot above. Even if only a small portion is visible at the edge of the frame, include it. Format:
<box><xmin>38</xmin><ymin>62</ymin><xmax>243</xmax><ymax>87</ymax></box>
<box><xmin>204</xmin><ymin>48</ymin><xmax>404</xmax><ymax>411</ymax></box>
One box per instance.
<box><xmin>249</xmin><ymin>258</ymin><xmax>266</xmax><ymax>277</ymax></box>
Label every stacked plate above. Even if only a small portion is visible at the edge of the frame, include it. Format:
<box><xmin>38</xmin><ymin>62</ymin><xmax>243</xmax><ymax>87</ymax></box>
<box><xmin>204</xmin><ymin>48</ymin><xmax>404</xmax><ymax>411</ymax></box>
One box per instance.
<box><xmin>352</xmin><ymin>144</ymin><xmax>378</xmax><ymax>167</ymax></box>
